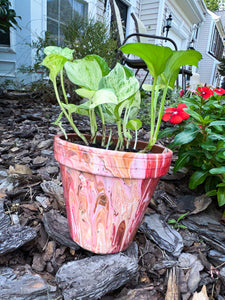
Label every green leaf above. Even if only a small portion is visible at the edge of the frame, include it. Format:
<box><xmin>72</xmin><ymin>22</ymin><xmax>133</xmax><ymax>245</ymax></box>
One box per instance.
<box><xmin>167</xmin><ymin>219</ymin><xmax>176</xmax><ymax>224</ymax></box>
<box><xmin>209</xmin><ymin>121</ymin><xmax>225</xmax><ymax>126</ymax></box>
<box><xmin>90</xmin><ymin>89</ymin><xmax>118</xmax><ymax>109</ymax></box>
<box><xmin>208</xmin><ymin>133</ymin><xmax>225</xmax><ymax>141</ymax></box>
<box><xmin>218</xmin><ymin>187</ymin><xmax>225</xmax><ymax>206</ymax></box>
<box><xmin>201</xmin><ymin>141</ymin><xmax>217</xmax><ymax>151</ymax></box>
<box><xmin>189</xmin><ymin>171</ymin><xmax>208</xmax><ymax>189</ymax></box>
<box><xmin>173</xmin><ymin>129</ymin><xmax>199</xmax><ymax>146</ymax></box>
<box><xmin>217</xmin><ymin>183</ymin><xmax>225</xmax><ymax>187</ymax></box>
<box><xmin>99</xmin><ymin>63</ymin><xmax>140</xmax><ymax>102</ymax></box>
<box><xmin>173</xmin><ymin>153</ymin><xmax>190</xmax><ymax>172</ymax></box>
<box><xmin>62</xmin><ymin>103</ymin><xmax>78</xmax><ymax>114</ymax></box>
<box><xmin>126</xmin><ymin>119</ymin><xmax>142</xmax><ymax>131</ymax></box>
<box><xmin>42</xmin><ymin>54</ymin><xmax>67</xmax><ymax>82</ymax></box>
<box><xmin>209</xmin><ymin>167</ymin><xmax>225</xmax><ymax>175</ymax></box>
<box><xmin>65</xmin><ymin>55</ymin><xmax>110</xmax><ymax>90</ymax></box>
<box><xmin>177</xmin><ymin>212</ymin><xmax>189</xmax><ymax>222</ymax></box>
<box><xmin>164</xmin><ymin>50</ymin><xmax>202</xmax><ymax>88</ymax></box>
<box><xmin>158</xmin><ymin>127</ymin><xmax>178</xmax><ymax>139</ymax></box>
<box><xmin>206</xmin><ymin>190</ymin><xmax>217</xmax><ymax>197</ymax></box>
<box><xmin>44</xmin><ymin>46</ymin><xmax>74</xmax><ymax>60</ymax></box>
<box><xmin>75</xmin><ymin>88</ymin><xmax>95</xmax><ymax>99</ymax></box>
<box><xmin>184</xmin><ymin>108</ymin><xmax>203</xmax><ymax>123</ymax></box>
<box><xmin>120</xmin><ymin>43</ymin><xmax>173</xmax><ymax>78</ymax></box>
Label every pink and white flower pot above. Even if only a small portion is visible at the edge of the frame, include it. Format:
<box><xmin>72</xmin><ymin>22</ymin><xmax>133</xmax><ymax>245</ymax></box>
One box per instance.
<box><xmin>54</xmin><ymin>134</ymin><xmax>173</xmax><ymax>254</ymax></box>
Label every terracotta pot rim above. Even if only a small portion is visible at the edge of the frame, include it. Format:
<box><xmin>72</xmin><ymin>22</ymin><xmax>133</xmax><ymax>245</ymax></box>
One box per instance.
<box><xmin>54</xmin><ymin>133</ymin><xmax>173</xmax><ymax>159</ymax></box>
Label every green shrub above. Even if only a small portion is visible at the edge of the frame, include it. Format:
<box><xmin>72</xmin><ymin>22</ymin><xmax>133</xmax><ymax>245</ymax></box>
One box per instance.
<box><xmin>63</xmin><ymin>14</ymin><xmax>118</xmax><ymax>67</ymax></box>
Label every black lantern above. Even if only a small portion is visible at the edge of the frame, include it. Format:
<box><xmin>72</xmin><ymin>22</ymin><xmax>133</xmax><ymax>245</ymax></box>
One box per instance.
<box><xmin>163</xmin><ymin>14</ymin><xmax>173</xmax><ymax>38</ymax></box>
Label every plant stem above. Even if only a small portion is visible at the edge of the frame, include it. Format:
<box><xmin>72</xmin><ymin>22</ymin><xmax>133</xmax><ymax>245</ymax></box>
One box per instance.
<box><xmin>98</xmin><ymin>106</ymin><xmax>106</xmax><ymax>147</ymax></box>
<box><xmin>152</xmin><ymin>86</ymin><xmax>169</xmax><ymax>146</ymax></box>
<box><xmin>53</xmin><ymin>79</ymin><xmax>89</xmax><ymax>145</ymax></box>
<box><xmin>150</xmin><ymin>76</ymin><xmax>158</xmax><ymax>145</ymax></box>
<box><xmin>115</xmin><ymin>120</ymin><xmax>123</xmax><ymax>151</ymax></box>
<box><xmin>89</xmin><ymin>108</ymin><xmax>97</xmax><ymax>143</ymax></box>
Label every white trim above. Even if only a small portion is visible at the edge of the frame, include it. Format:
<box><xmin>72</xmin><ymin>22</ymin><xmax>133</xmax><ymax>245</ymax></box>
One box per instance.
<box><xmin>156</xmin><ymin>0</ymin><xmax>165</xmax><ymax>36</ymax></box>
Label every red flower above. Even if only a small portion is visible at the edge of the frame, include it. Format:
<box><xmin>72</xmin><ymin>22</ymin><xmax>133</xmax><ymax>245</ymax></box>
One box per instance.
<box><xmin>180</xmin><ymin>89</ymin><xmax>185</xmax><ymax>97</ymax></box>
<box><xmin>214</xmin><ymin>88</ymin><xmax>225</xmax><ymax>95</ymax></box>
<box><xmin>195</xmin><ymin>86</ymin><xmax>214</xmax><ymax>99</ymax></box>
<box><xmin>162</xmin><ymin>104</ymin><xmax>190</xmax><ymax>124</ymax></box>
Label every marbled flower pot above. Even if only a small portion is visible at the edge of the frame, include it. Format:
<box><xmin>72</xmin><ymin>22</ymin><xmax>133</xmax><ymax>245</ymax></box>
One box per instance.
<box><xmin>54</xmin><ymin>133</ymin><xmax>173</xmax><ymax>254</ymax></box>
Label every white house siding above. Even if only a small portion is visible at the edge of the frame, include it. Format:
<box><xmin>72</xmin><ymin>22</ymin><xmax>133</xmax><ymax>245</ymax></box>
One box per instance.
<box><xmin>196</xmin><ymin>11</ymin><xmax>224</xmax><ymax>86</ymax></box>
<box><xmin>140</xmin><ymin>0</ymin><xmax>160</xmax><ymax>36</ymax></box>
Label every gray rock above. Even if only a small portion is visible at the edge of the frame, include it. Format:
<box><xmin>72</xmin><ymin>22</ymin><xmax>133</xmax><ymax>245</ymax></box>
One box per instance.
<box><xmin>139</xmin><ymin>214</ymin><xmax>183</xmax><ymax>257</ymax></box>
<box><xmin>56</xmin><ymin>253</ymin><xmax>138</xmax><ymax>300</ymax></box>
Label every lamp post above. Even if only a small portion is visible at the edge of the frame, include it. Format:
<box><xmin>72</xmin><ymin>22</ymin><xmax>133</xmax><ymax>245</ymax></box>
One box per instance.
<box><xmin>163</xmin><ymin>14</ymin><xmax>172</xmax><ymax>38</ymax></box>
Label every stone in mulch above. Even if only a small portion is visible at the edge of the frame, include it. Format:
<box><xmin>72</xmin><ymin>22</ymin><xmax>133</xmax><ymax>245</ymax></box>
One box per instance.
<box><xmin>56</xmin><ymin>252</ymin><xmax>138</xmax><ymax>300</ymax></box>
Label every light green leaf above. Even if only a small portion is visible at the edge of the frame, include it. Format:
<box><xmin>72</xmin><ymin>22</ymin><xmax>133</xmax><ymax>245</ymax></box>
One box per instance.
<box><xmin>41</xmin><ymin>54</ymin><xmax>67</xmax><ymax>82</ymax></box>
<box><xmin>218</xmin><ymin>187</ymin><xmax>225</xmax><ymax>206</ymax></box>
<box><xmin>65</xmin><ymin>55</ymin><xmax>110</xmax><ymax>90</ymax></box>
<box><xmin>209</xmin><ymin>167</ymin><xmax>225</xmax><ymax>175</ymax></box>
<box><xmin>75</xmin><ymin>88</ymin><xmax>95</xmax><ymax>99</ymax></box>
<box><xmin>168</xmin><ymin>219</ymin><xmax>176</xmax><ymax>224</ymax></box>
<box><xmin>189</xmin><ymin>171</ymin><xmax>208</xmax><ymax>189</ymax></box>
<box><xmin>90</xmin><ymin>89</ymin><xmax>118</xmax><ymax>109</ymax></box>
<box><xmin>62</xmin><ymin>103</ymin><xmax>78</xmax><ymax>114</ymax></box>
<box><xmin>44</xmin><ymin>46</ymin><xmax>74</xmax><ymax>60</ymax></box>
<box><xmin>99</xmin><ymin>63</ymin><xmax>140</xmax><ymax>102</ymax></box>
<box><xmin>126</xmin><ymin>119</ymin><xmax>142</xmax><ymax>131</ymax></box>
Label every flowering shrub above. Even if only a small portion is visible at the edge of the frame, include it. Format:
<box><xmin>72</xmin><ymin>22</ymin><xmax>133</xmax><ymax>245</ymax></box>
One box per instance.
<box><xmin>160</xmin><ymin>86</ymin><xmax>225</xmax><ymax>207</ymax></box>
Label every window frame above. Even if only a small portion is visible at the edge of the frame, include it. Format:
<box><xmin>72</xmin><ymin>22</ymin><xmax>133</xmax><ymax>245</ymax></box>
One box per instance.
<box><xmin>47</xmin><ymin>0</ymin><xmax>88</xmax><ymax>45</ymax></box>
<box><xmin>209</xmin><ymin>24</ymin><xmax>224</xmax><ymax>60</ymax></box>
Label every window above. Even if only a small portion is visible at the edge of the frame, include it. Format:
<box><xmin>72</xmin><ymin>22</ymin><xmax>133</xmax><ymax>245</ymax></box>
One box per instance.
<box><xmin>47</xmin><ymin>0</ymin><xmax>88</xmax><ymax>45</ymax></box>
<box><xmin>209</xmin><ymin>25</ymin><xmax>224</xmax><ymax>60</ymax></box>
<box><xmin>0</xmin><ymin>30</ymin><xmax>10</xmax><ymax>47</ymax></box>
<box><xmin>115</xmin><ymin>0</ymin><xmax>128</xmax><ymax>36</ymax></box>
<box><xmin>0</xmin><ymin>1</ymin><xmax>10</xmax><ymax>47</ymax></box>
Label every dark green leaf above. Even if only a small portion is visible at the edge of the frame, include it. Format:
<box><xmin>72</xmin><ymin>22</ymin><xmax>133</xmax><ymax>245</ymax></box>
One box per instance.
<box><xmin>218</xmin><ymin>187</ymin><xmax>225</xmax><ymax>206</ymax></box>
<box><xmin>189</xmin><ymin>171</ymin><xmax>208</xmax><ymax>189</ymax></box>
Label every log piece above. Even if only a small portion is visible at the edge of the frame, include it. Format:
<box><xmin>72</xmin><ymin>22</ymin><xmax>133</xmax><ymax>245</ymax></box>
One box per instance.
<box><xmin>56</xmin><ymin>253</ymin><xmax>138</xmax><ymax>300</ymax></box>
<box><xmin>0</xmin><ymin>224</ymin><xmax>37</xmax><ymax>255</ymax></box>
<box><xmin>0</xmin><ymin>266</ymin><xmax>59</xmax><ymax>300</ymax></box>
<box><xmin>165</xmin><ymin>267</ymin><xmax>179</xmax><ymax>300</ymax></box>
<box><xmin>182</xmin><ymin>212</ymin><xmax>225</xmax><ymax>254</ymax></box>
<box><xmin>42</xmin><ymin>209</ymin><xmax>80</xmax><ymax>250</ymax></box>
<box><xmin>139</xmin><ymin>213</ymin><xmax>183</xmax><ymax>257</ymax></box>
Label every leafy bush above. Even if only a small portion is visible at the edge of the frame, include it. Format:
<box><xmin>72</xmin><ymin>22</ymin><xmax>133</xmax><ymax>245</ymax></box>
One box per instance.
<box><xmin>63</xmin><ymin>14</ymin><xmax>118</xmax><ymax>67</ymax></box>
<box><xmin>160</xmin><ymin>86</ymin><xmax>225</xmax><ymax>207</ymax></box>
<box><xmin>0</xmin><ymin>0</ymin><xmax>21</xmax><ymax>33</ymax></box>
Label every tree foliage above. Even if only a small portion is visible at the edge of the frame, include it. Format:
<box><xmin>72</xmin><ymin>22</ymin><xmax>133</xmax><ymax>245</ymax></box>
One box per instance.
<box><xmin>204</xmin><ymin>0</ymin><xmax>219</xmax><ymax>11</ymax></box>
<box><xmin>62</xmin><ymin>13</ymin><xmax>118</xmax><ymax>68</ymax></box>
<box><xmin>0</xmin><ymin>0</ymin><xmax>21</xmax><ymax>33</ymax></box>
<box><xmin>218</xmin><ymin>57</ymin><xmax>225</xmax><ymax>76</ymax></box>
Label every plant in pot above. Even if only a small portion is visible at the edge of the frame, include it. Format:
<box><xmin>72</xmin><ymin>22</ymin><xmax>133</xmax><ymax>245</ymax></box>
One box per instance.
<box><xmin>41</xmin><ymin>43</ymin><xmax>202</xmax><ymax>254</ymax></box>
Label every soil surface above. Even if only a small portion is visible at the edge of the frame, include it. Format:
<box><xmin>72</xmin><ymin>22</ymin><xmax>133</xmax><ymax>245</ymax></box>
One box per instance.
<box><xmin>0</xmin><ymin>94</ymin><xmax>225</xmax><ymax>300</ymax></box>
